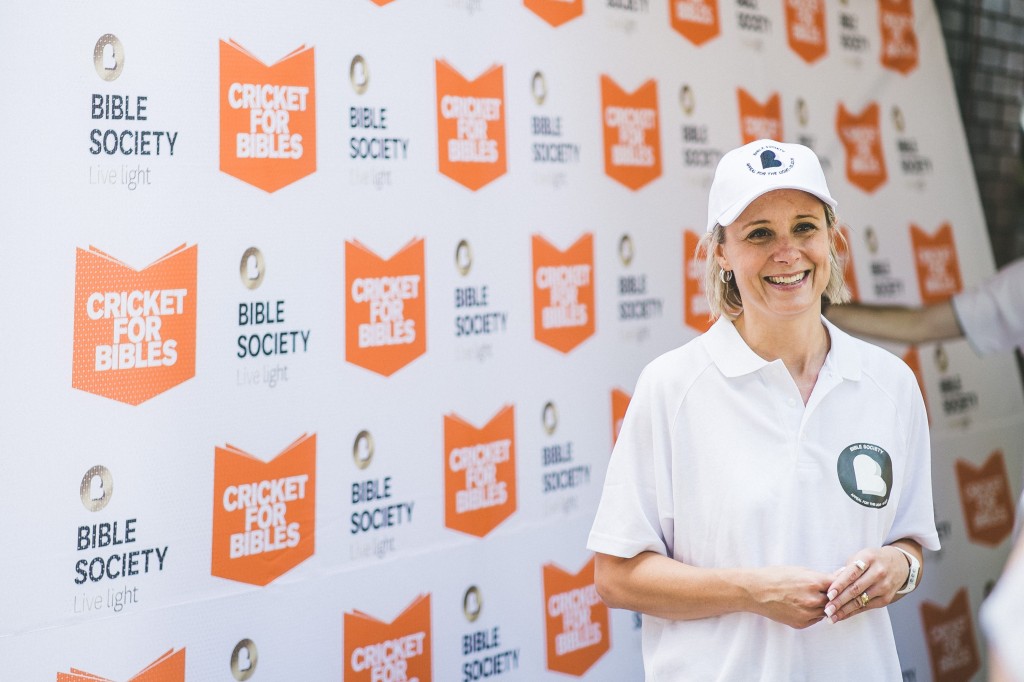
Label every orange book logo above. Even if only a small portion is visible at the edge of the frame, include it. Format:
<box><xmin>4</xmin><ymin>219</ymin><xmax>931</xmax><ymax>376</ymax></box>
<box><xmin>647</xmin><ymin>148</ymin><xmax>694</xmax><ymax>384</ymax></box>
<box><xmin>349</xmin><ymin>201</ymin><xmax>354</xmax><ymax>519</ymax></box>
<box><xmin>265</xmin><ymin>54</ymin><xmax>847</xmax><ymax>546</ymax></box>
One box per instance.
<box><xmin>525</xmin><ymin>0</ymin><xmax>584</xmax><ymax>27</ymax></box>
<box><xmin>444</xmin><ymin>405</ymin><xmax>517</xmax><ymax>537</ymax></box>
<box><xmin>879</xmin><ymin>0</ymin><xmax>918</xmax><ymax>74</ymax></box>
<box><xmin>543</xmin><ymin>556</ymin><xmax>610</xmax><ymax>676</ymax></box>
<box><xmin>737</xmin><ymin>89</ymin><xmax>783</xmax><ymax>145</ymax></box>
<box><xmin>57</xmin><ymin>648</ymin><xmax>185</xmax><ymax>682</ymax></box>
<box><xmin>601</xmin><ymin>76</ymin><xmax>661</xmax><ymax>190</ymax></box>
<box><xmin>344</xmin><ymin>594</ymin><xmax>432</xmax><ymax>682</ymax></box>
<box><xmin>911</xmin><ymin>223</ymin><xmax>962</xmax><ymax>305</ymax></box>
<box><xmin>921</xmin><ymin>588</ymin><xmax>981</xmax><ymax>682</ymax></box>
<box><xmin>836</xmin><ymin>102</ymin><xmax>887</xmax><ymax>193</ymax></box>
<box><xmin>837</xmin><ymin>225</ymin><xmax>860</xmax><ymax>301</ymax></box>
<box><xmin>683</xmin><ymin>230</ymin><xmax>713</xmax><ymax>333</ymax></box>
<box><xmin>211</xmin><ymin>434</ymin><xmax>316</xmax><ymax>586</ymax></box>
<box><xmin>956</xmin><ymin>451</ymin><xmax>1015</xmax><ymax>546</ymax></box>
<box><xmin>346</xmin><ymin>238</ymin><xmax>427</xmax><ymax>377</ymax></box>
<box><xmin>533</xmin><ymin>234</ymin><xmax>596</xmax><ymax>353</ymax></box>
<box><xmin>785</xmin><ymin>0</ymin><xmax>827</xmax><ymax>64</ymax></box>
<box><xmin>669</xmin><ymin>0</ymin><xmax>720</xmax><ymax>45</ymax></box>
<box><xmin>219</xmin><ymin>40</ymin><xmax>316</xmax><ymax>193</ymax></box>
<box><xmin>436</xmin><ymin>60</ymin><xmax>507</xmax><ymax>191</ymax></box>
<box><xmin>73</xmin><ymin>245</ymin><xmax>197</xmax><ymax>405</ymax></box>
<box><xmin>370</xmin><ymin>0</ymin><xmax>397</xmax><ymax>5</ymax></box>
<box><xmin>611</xmin><ymin>389</ymin><xmax>631</xmax><ymax>446</ymax></box>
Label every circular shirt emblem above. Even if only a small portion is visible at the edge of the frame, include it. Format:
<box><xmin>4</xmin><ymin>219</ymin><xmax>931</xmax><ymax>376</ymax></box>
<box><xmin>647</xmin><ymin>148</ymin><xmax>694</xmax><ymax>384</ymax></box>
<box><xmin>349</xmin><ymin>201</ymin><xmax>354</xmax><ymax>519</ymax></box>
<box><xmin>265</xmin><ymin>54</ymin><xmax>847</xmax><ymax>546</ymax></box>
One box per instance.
<box><xmin>837</xmin><ymin>443</ymin><xmax>892</xmax><ymax>508</ymax></box>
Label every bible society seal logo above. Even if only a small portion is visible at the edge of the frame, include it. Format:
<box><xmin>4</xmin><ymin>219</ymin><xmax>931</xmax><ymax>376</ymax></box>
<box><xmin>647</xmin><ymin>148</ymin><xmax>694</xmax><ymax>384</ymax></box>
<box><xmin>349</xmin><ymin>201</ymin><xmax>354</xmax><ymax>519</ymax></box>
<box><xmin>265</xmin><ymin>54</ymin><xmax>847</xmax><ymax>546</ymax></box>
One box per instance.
<box><xmin>837</xmin><ymin>443</ymin><xmax>892</xmax><ymax>508</ymax></box>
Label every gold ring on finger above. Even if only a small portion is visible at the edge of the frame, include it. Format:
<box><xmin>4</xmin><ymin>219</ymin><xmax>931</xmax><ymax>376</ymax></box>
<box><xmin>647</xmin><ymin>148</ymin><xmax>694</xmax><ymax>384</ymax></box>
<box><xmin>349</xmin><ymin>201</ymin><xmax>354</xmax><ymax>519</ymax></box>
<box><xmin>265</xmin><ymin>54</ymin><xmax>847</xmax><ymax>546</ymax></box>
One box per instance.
<box><xmin>858</xmin><ymin>592</ymin><xmax>870</xmax><ymax>607</ymax></box>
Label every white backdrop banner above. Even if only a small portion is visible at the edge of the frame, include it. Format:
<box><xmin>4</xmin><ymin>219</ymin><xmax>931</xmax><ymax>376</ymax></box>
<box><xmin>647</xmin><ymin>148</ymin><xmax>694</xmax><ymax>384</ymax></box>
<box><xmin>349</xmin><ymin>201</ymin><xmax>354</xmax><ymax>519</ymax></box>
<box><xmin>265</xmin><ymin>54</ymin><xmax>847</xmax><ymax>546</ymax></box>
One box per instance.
<box><xmin>1</xmin><ymin>1</ymin><xmax>1021</xmax><ymax>680</ymax></box>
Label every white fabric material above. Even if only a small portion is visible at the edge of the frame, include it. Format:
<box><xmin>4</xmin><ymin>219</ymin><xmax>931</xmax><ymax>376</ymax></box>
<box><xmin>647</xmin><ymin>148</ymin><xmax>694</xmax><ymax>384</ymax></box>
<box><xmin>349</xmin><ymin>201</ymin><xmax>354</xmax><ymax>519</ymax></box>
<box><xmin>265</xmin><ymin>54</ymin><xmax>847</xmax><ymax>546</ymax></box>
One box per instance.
<box><xmin>705</xmin><ymin>139</ymin><xmax>837</xmax><ymax>233</ymax></box>
<box><xmin>952</xmin><ymin>257</ymin><xmax>1024</xmax><ymax>355</ymax></box>
<box><xmin>588</xmin><ymin>317</ymin><xmax>939</xmax><ymax>682</ymax></box>
<box><xmin>980</xmin><ymin>546</ymin><xmax>1024</xmax><ymax>682</ymax></box>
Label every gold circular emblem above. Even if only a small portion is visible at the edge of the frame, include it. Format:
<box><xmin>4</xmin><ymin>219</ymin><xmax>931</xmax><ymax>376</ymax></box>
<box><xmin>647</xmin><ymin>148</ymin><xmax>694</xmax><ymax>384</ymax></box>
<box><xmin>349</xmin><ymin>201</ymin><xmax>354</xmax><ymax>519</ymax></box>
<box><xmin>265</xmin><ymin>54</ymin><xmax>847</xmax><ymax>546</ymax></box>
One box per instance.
<box><xmin>80</xmin><ymin>465</ymin><xmax>114</xmax><ymax>512</ymax></box>
<box><xmin>796</xmin><ymin>98</ymin><xmax>809</xmax><ymax>127</ymax></box>
<box><xmin>94</xmin><ymin>34</ymin><xmax>125</xmax><ymax>81</ymax></box>
<box><xmin>350</xmin><ymin>55</ymin><xmax>370</xmax><ymax>95</ymax></box>
<box><xmin>542</xmin><ymin>401</ymin><xmax>558</xmax><ymax>435</ymax></box>
<box><xmin>531</xmin><ymin>71</ymin><xmax>547</xmax><ymax>106</ymax></box>
<box><xmin>240</xmin><ymin>247</ymin><xmax>265</xmax><ymax>290</ymax></box>
<box><xmin>679</xmin><ymin>85</ymin><xmax>695</xmax><ymax>116</ymax></box>
<box><xmin>456</xmin><ymin>239</ymin><xmax>473</xmax><ymax>276</ymax></box>
<box><xmin>230</xmin><ymin>639</ymin><xmax>258</xmax><ymax>681</ymax></box>
<box><xmin>353</xmin><ymin>430</ymin><xmax>375</xmax><ymax>470</ymax></box>
<box><xmin>892</xmin><ymin>106</ymin><xmax>905</xmax><ymax>133</ymax></box>
<box><xmin>619</xmin><ymin>234</ymin><xmax>635</xmax><ymax>267</ymax></box>
<box><xmin>463</xmin><ymin>585</ymin><xmax>483</xmax><ymax>622</ymax></box>
<box><xmin>865</xmin><ymin>226</ymin><xmax>879</xmax><ymax>255</ymax></box>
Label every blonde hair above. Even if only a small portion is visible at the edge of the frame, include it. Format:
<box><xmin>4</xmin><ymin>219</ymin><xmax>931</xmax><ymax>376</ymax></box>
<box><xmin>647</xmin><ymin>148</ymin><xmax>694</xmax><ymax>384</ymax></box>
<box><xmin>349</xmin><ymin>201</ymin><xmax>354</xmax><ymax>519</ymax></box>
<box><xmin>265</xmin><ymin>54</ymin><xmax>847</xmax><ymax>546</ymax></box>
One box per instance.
<box><xmin>699</xmin><ymin>203</ymin><xmax>850</xmax><ymax>320</ymax></box>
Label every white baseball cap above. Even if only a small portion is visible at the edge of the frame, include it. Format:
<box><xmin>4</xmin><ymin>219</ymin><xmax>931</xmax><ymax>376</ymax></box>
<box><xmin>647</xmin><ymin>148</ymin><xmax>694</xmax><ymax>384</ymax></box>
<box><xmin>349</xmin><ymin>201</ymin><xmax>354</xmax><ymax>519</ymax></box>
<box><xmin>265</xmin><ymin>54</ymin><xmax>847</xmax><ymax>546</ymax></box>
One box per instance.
<box><xmin>706</xmin><ymin>139</ymin><xmax>836</xmax><ymax>233</ymax></box>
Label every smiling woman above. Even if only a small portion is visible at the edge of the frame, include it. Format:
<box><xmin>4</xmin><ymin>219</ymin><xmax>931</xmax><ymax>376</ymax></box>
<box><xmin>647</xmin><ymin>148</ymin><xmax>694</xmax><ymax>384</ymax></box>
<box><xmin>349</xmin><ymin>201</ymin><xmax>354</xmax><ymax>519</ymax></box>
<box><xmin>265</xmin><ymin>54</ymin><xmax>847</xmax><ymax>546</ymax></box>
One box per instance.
<box><xmin>587</xmin><ymin>139</ymin><xmax>940</xmax><ymax>682</ymax></box>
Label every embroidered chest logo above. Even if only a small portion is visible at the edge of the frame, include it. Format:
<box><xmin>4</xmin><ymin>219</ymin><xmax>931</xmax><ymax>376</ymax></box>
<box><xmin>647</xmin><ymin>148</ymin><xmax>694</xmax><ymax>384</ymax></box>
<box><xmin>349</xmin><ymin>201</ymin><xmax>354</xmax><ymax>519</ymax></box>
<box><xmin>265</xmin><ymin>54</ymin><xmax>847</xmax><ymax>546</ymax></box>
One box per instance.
<box><xmin>837</xmin><ymin>443</ymin><xmax>892</xmax><ymax>508</ymax></box>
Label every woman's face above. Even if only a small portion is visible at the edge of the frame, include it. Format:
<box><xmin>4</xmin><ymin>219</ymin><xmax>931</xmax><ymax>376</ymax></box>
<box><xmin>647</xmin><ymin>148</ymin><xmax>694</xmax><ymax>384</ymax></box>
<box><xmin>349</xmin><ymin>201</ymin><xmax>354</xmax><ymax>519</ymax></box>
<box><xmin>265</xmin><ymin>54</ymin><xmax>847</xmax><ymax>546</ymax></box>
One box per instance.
<box><xmin>715</xmin><ymin>189</ymin><xmax>830</xmax><ymax>324</ymax></box>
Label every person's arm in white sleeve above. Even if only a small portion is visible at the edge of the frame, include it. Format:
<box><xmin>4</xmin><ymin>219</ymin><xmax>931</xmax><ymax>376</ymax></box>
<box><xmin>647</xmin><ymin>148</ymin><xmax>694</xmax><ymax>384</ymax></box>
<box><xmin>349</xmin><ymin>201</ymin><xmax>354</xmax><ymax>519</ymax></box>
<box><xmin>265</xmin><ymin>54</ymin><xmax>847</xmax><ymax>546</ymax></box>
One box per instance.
<box><xmin>825</xmin><ymin>300</ymin><xmax>962</xmax><ymax>345</ymax></box>
<box><xmin>595</xmin><ymin>551</ymin><xmax>835</xmax><ymax>629</ymax></box>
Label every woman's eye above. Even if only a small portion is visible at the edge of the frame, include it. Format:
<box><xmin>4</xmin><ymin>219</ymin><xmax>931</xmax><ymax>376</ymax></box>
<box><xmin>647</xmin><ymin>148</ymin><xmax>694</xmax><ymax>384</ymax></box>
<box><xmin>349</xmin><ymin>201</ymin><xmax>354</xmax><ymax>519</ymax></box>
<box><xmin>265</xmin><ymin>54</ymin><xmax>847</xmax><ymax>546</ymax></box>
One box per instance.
<box><xmin>795</xmin><ymin>222</ymin><xmax>818</xmax><ymax>232</ymax></box>
<box><xmin>748</xmin><ymin>229</ymin><xmax>771</xmax><ymax>240</ymax></box>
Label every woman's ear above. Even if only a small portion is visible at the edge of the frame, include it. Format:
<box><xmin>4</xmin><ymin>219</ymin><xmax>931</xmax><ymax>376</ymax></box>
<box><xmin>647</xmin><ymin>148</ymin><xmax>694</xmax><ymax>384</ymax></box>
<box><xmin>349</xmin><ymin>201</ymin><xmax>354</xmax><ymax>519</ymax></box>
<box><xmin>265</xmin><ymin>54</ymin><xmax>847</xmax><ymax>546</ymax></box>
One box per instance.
<box><xmin>714</xmin><ymin>240</ymin><xmax>729</xmax><ymax>272</ymax></box>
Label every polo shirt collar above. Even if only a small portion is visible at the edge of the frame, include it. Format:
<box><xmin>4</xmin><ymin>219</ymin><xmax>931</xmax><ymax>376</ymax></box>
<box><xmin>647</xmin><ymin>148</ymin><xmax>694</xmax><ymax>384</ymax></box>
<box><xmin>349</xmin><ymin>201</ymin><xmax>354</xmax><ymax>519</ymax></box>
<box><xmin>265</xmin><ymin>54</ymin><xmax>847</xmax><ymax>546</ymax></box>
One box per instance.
<box><xmin>702</xmin><ymin>315</ymin><xmax>862</xmax><ymax>381</ymax></box>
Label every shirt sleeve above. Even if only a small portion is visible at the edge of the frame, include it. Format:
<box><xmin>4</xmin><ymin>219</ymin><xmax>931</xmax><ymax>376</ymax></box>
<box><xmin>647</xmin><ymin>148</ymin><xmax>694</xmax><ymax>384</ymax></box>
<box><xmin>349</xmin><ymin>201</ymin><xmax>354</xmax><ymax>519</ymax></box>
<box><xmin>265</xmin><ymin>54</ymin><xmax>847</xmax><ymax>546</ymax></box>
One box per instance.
<box><xmin>587</xmin><ymin>364</ymin><xmax>673</xmax><ymax>559</ymax></box>
<box><xmin>952</xmin><ymin>257</ymin><xmax>1024</xmax><ymax>356</ymax></box>
<box><xmin>980</xmin><ymin>543</ymin><xmax>1024</xmax><ymax>682</ymax></box>
<box><xmin>885</xmin><ymin>369</ymin><xmax>941</xmax><ymax>551</ymax></box>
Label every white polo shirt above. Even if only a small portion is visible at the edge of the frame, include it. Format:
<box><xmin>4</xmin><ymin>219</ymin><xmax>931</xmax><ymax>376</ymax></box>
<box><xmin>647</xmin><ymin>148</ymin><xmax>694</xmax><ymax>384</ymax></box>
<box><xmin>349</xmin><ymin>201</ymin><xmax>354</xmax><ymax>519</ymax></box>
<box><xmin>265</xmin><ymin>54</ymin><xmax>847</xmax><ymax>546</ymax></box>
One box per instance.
<box><xmin>588</xmin><ymin>316</ymin><xmax>940</xmax><ymax>682</ymax></box>
<box><xmin>952</xmin><ymin>257</ymin><xmax>1024</xmax><ymax>355</ymax></box>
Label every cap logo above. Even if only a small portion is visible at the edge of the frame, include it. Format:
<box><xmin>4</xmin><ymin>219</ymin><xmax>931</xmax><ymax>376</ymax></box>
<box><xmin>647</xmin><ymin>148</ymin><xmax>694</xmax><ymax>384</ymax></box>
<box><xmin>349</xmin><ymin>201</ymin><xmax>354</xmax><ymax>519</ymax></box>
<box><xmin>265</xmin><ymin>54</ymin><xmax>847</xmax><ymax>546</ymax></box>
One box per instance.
<box><xmin>745</xmin><ymin>144</ymin><xmax>795</xmax><ymax>176</ymax></box>
<box><xmin>760</xmin><ymin>150</ymin><xmax>783</xmax><ymax>169</ymax></box>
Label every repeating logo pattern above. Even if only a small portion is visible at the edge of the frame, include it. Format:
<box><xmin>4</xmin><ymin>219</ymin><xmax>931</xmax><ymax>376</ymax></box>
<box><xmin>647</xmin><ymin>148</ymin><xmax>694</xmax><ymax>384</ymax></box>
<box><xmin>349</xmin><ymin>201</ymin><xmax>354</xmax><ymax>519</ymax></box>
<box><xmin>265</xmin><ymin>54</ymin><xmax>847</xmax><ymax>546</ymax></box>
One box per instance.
<box><xmin>444</xmin><ymin>406</ymin><xmax>518</xmax><ymax>537</ymax></box>
<box><xmin>219</xmin><ymin>41</ymin><xmax>316</xmax><ymax>192</ymax></box>
<box><xmin>669</xmin><ymin>0</ymin><xmax>721</xmax><ymax>45</ymax></box>
<box><xmin>345</xmin><ymin>238</ymin><xmax>427</xmax><ymax>376</ymax></box>
<box><xmin>955</xmin><ymin>451</ymin><xmax>1015</xmax><ymax>546</ymax></box>
<box><xmin>344</xmin><ymin>594</ymin><xmax>432</xmax><ymax>682</ymax></box>
<box><xmin>73</xmin><ymin>245</ymin><xmax>197</xmax><ymax>405</ymax></box>
<box><xmin>611</xmin><ymin>389</ymin><xmax>631</xmax><ymax>446</ymax></box>
<box><xmin>921</xmin><ymin>588</ymin><xmax>980</xmax><ymax>682</ymax></box>
<box><xmin>211</xmin><ymin>435</ymin><xmax>316</xmax><ymax>586</ymax></box>
<box><xmin>784</xmin><ymin>0</ymin><xmax>827</xmax><ymax>64</ymax></box>
<box><xmin>436</xmin><ymin>60</ymin><xmax>507</xmax><ymax>191</ymax></box>
<box><xmin>57</xmin><ymin>648</ymin><xmax>186</xmax><ymax>682</ymax></box>
<box><xmin>911</xmin><ymin>223</ymin><xmax>962</xmax><ymax>305</ymax></box>
<box><xmin>879</xmin><ymin>0</ymin><xmax>919</xmax><ymax>74</ymax></box>
<box><xmin>836</xmin><ymin>102</ymin><xmax>887</xmax><ymax>193</ymax></box>
<box><xmin>683</xmin><ymin>230</ymin><xmax>713</xmax><ymax>333</ymax></box>
<box><xmin>543</xmin><ymin>556</ymin><xmax>610</xmax><ymax>676</ymax></box>
<box><xmin>737</xmin><ymin>89</ymin><xmax>783</xmax><ymax>144</ymax></box>
<box><xmin>525</xmin><ymin>0</ymin><xmax>584</xmax><ymax>26</ymax></box>
<box><xmin>532</xmin><ymin>234</ymin><xmax>596</xmax><ymax>353</ymax></box>
<box><xmin>601</xmin><ymin>76</ymin><xmax>661</xmax><ymax>190</ymax></box>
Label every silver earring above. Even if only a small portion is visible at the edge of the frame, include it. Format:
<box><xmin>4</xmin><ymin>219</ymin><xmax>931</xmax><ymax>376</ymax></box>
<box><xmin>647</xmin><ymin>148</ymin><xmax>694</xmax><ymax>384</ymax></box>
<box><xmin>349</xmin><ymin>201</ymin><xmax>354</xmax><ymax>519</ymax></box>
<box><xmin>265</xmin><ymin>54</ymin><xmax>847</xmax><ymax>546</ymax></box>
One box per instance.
<box><xmin>719</xmin><ymin>270</ymin><xmax>733</xmax><ymax>283</ymax></box>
